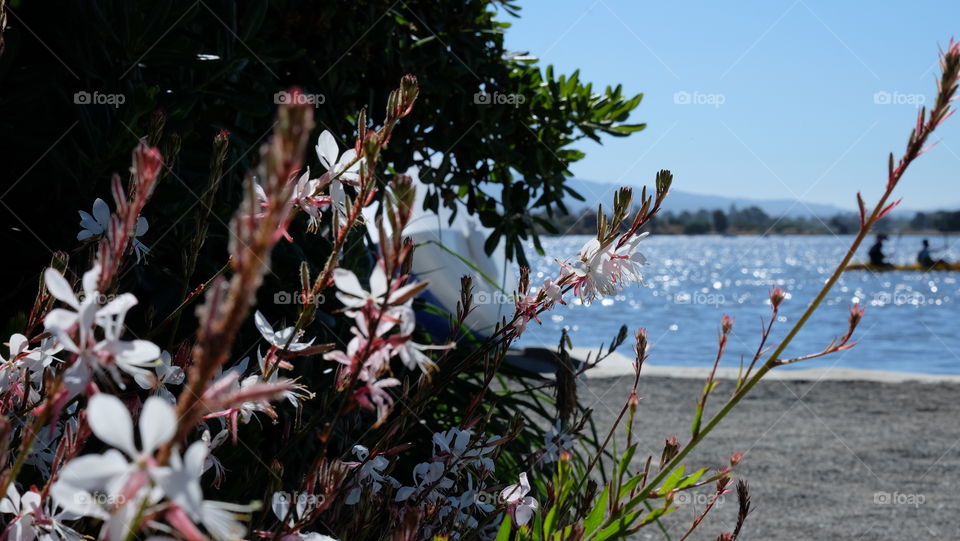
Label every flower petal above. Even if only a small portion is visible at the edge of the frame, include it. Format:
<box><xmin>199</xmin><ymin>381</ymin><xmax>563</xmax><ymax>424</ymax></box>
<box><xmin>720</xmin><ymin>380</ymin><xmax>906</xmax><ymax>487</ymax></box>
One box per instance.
<box><xmin>201</xmin><ymin>501</ymin><xmax>248</xmax><ymax>541</ymax></box>
<box><xmin>315</xmin><ymin>131</ymin><xmax>339</xmax><ymax>171</ymax></box>
<box><xmin>78</xmin><ymin>210</ymin><xmax>104</xmax><ymax>235</ymax></box>
<box><xmin>515</xmin><ymin>501</ymin><xmax>535</xmax><ymax>526</ymax></box>
<box><xmin>369</xmin><ymin>264</ymin><xmax>387</xmax><ymax>299</ymax></box>
<box><xmin>44</xmin><ymin>268</ymin><xmax>79</xmax><ymax>309</ymax></box>
<box><xmin>113</xmin><ymin>340</ymin><xmax>162</xmax><ymax>366</ymax></box>
<box><xmin>19</xmin><ymin>490</ymin><xmax>41</xmax><ymax>514</ymax></box>
<box><xmin>333</xmin><ymin>269</ymin><xmax>366</xmax><ymax>298</ymax></box>
<box><xmin>92</xmin><ymin>198</ymin><xmax>111</xmax><ymax>228</ymax></box>
<box><xmin>0</xmin><ymin>483</ymin><xmax>19</xmax><ymax>513</ymax></box>
<box><xmin>183</xmin><ymin>440</ymin><xmax>208</xmax><ymax>478</ymax></box>
<box><xmin>254</xmin><ymin>311</ymin><xmax>275</xmax><ymax>342</ymax></box>
<box><xmin>99</xmin><ymin>293</ymin><xmax>138</xmax><ymax>318</ymax></box>
<box><xmin>55</xmin><ymin>450</ymin><xmax>130</xmax><ymax>492</ymax></box>
<box><xmin>81</xmin><ymin>264</ymin><xmax>101</xmax><ymax>298</ymax></box>
<box><xmin>139</xmin><ymin>397</ymin><xmax>176</xmax><ymax>454</ymax></box>
<box><xmin>88</xmin><ymin>394</ymin><xmax>137</xmax><ymax>456</ymax></box>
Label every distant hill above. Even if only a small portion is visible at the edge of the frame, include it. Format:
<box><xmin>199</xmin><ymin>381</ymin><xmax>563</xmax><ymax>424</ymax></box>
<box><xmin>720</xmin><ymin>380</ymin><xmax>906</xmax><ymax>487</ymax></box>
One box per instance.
<box><xmin>561</xmin><ymin>177</ymin><xmax>850</xmax><ymax>218</ymax></box>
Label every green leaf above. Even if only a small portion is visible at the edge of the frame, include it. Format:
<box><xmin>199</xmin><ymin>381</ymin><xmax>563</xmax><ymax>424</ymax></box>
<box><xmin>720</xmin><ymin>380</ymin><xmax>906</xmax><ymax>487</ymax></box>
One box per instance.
<box><xmin>584</xmin><ymin>484</ymin><xmax>610</xmax><ymax>535</ymax></box>
<box><xmin>691</xmin><ymin>404</ymin><xmax>704</xmax><ymax>438</ymax></box>
<box><xmin>617</xmin><ymin>444</ymin><xmax>637</xmax><ymax>478</ymax></box>
<box><xmin>678</xmin><ymin>468</ymin><xmax>707</xmax><ymax>490</ymax></box>
<box><xmin>591</xmin><ymin>512</ymin><xmax>641</xmax><ymax>541</ymax></box>
<box><xmin>659</xmin><ymin>466</ymin><xmax>686</xmax><ymax>494</ymax></box>
<box><xmin>496</xmin><ymin>514</ymin><xmax>513</xmax><ymax>541</ymax></box>
<box><xmin>543</xmin><ymin>504</ymin><xmax>558</xmax><ymax>538</ymax></box>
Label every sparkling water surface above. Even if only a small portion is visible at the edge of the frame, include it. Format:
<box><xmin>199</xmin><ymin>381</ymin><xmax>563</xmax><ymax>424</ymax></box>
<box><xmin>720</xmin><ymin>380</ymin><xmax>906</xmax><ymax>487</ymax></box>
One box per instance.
<box><xmin>517</xmin><ymin>234</ymin><xmax>960</xmax><ymax>374</ymax></box>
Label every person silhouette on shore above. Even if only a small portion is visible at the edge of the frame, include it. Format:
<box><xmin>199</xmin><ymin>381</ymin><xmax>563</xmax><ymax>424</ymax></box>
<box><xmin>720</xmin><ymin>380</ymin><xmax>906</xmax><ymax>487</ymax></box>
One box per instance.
<box><xmin>918</xmin><ymin>239</ymin><xmax>947</xmax><ymax>268</ymax></box>
<box><xmin>868</xmin><ymin>234</ymin><xmax>893</xmax><ymax>268</ymax></box>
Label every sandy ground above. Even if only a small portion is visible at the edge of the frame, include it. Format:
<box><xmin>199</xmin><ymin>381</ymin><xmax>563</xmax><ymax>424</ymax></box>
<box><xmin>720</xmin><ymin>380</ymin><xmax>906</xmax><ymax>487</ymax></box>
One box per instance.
<box><xmin>580</xmin><ymin>375</ymin><xmax>960</xmax><ymax>540</ymax></box>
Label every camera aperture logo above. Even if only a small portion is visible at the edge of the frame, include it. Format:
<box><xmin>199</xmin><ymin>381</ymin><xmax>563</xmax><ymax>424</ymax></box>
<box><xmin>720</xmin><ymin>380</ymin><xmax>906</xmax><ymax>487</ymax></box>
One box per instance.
<box><xmin>673</xmin><ymin>291</ymin><xmax>726</xmax><ymax>307</ymax></box>
<box><xmin>274</xmin><ymin>90</ymin><xmax>326</xmax><ymax>107</ymax></box>
<box><xmin>274</xmin><ymin>291</ymin><xmax>325</xmax><ymax>306</ymax></box>
<box><xmin>674</xmin><ymin>491</ymin><xmax>725</xmax><ymax>507</ymax></box>
<box><xmin>273</xmin><ymin>491</ymin><xmax>326</xmax><ymax>508</ymax></box>
<box><xmin>873</xmin><ymin>491</ymin><xmax>925</xmax><ymax>508</ymax></box>
<box><xmin>474</xmin><ymin>91</ymin><xmax>525</xmax><ymax>105</ymax></box>
<box><xmin>74</xmin><ymin>91</ymin><xmax>126</xmax><ymax>108</ymax></box>
<box><xmin>873</xmin><ymin>91</ymin><xmax>925</xmax><ymax>108</ymax></box>
<box><xmin>673</xmin><ymin>90</ymin><xmax>725</xmax><ymax>108</ymax></box>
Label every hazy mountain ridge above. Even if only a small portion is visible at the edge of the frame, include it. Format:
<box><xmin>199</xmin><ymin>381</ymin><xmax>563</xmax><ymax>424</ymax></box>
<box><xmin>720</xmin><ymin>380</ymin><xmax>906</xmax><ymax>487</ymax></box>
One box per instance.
<box><xmin>562</xmin><ymin>178</ymin><xmax>851</xmax><ymax>218</ymax></box>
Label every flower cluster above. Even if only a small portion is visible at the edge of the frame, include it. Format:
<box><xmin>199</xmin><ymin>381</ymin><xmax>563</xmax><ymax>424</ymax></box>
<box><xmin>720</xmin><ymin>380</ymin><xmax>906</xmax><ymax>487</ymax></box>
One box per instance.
<box><xmin>42</xmin><ymin>265</ymin><xmax>160</xmax><ymax>395</ymax></box>
<box><xmin>254</xmin><ymin>129</ymin><xmax>362</xmax><ymax>240</ymax></box>
<box><xmin>51</xmin><ymin>394</ymin><xmax>251</xmax><ymax>541</ymax></box>
<box><xmin>394</xmin><ymin>427</ymin><xmax>506</xmax><ymax>536</ymax></box>
<box><xmin>324</xmin><ymin>261</ymin><xmax>450</xmax><ymax>426</ymax></box>
<box><xmin>77</xmin><ymin>198</ymin><xmax>150</xmax><ymax>263</ymax></box>
<box><xmin>509</xmin><ymin>179</ymin><xmax>671</xmax><ymax>338</ymax></box>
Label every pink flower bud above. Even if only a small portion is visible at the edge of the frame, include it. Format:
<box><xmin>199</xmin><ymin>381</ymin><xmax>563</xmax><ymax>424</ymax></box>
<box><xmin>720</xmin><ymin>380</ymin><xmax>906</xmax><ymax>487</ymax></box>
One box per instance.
<box><xmin>721</xmin><ymin>315</ymin><xmax>734</xmax><ymax>334</ymax></box>
<box><xmin>769</xmin><ymin>287</ymin><xmax>785</xmax><ymax>309</ymax></box>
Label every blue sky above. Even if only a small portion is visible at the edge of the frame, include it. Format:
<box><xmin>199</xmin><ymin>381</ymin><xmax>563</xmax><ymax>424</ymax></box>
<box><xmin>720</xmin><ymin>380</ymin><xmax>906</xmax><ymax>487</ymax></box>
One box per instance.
<box><xmin>503</xmin><ymin>0</ymin><xmax>960</xmax><ymax>211</ymax></box>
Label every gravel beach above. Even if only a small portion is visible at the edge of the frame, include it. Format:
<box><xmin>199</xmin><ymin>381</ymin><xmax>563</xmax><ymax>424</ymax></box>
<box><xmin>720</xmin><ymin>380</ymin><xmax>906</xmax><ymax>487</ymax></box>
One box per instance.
<box><xmin>581</xmin><ymin>375</ymin><xmax>960</xmax><ymax>540</ymax></box>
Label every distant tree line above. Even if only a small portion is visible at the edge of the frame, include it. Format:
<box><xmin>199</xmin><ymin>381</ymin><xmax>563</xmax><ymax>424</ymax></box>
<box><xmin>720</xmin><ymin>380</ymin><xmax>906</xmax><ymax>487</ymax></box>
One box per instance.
<box><xmin>538</xmin><ymin>206</ymin><xmax>960</xmax><ymax>236</ymax></box>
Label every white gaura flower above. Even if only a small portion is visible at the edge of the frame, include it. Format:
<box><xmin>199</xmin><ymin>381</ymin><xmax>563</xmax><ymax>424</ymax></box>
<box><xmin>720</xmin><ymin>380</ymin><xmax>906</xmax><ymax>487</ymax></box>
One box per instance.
<box><xmin>0</xmin><ymin>334</ymin><xmax>61</xmax><ymax>401</ymax></box>
<box><xmin>97</xmin><ymin>295</ymin><xmax>163</xmax><ymax>387</ymax></box>
<box><xmin>77</xmin><ymin>198</ymin><xmax>149</xmax><ymax>262</ymax></box>
<box><xmin>500</xmin><ymin>472</ymin><xmax>538</xmax><ymax>527</ymax></box>
<box><xmin>131</xmin><ymin>218</ymin><xmax>150</xmax><ymax>263</ymax></box>
<box><xmin>608</xmin><ymin>233</ymin><xmax>648</xmax><ymax>285</ymax></box>
<box><xmin>20</xmin><ymin>335</ymin><xmax>63</xmax><ymax>386</ymax></box>
<box><xmin>1</xmin><ymin>483</ymin><xmax>41</xmax><ymax>540</ymax></box>
<box><xmin>541</xmin><ymin>277</ymin><xmax>563</xmax><ymax>304</ymax></box>
<box><xmin>1</xmin><ymin>483</ymin><xmax>82</xmax><ymax>541</ymax></box>
<box><xmin>203</xmin><ymin>355</ymin><xmax>306</xmax><ymax>442</ymax></box>
<box><xmin>134</xmin><ymin>350</ymin><xmax>184</xmax><ymax>403</ymax></box>
<box><xmin>432</xmin><ymin>428</ymin><xmax>472</xmax><ymax>462</ymax></box>
<box><xmin>567</xmin><ymin>233</ymin><xmax>649</xmax><ymax>304</ymax></box>
<box><xmin>345</xmin><ymin>445</ymin><xmax>399</xmax><ymax>505</ymax></box>
<box><xmin>200</xmin><ymin>428</ymin><xmax>231</xmax><ymax>488</ymax></box>
<box><xmin>315</xmin><ymin>131</ymin><xmax>360</xmax><ymax>183</ymax></box>
<box><xmin>77</xmin><ymin>198</ymin><xmax>112</xmax><ymax>241</ymax></box>
<box><xmin>388</xmin><ymin>306</ymin><xmax>449</xmax><ymax>376</ymax></box>
<box><xmin>316</xmin><ymin>130</ymin><xmax>361</xmax><ymax>226</ymax></box>
<box><xmin>255</xmin><ymin>348</ymin><xmax>311</xmax><ymax>408</ymax></box>
<box><xmin>542</xmin><ymin>420</ymin><xmax>573</xmax><ymax>463</ymax></box>
<box><xmin>154</xmin><ymin>442</ymin><xmax>250</xmax><ymax>541</ymax></box>
<box><xmin>51</xmin><ymin>395</ymin><xmax>176</xmax><ymax>540</ymax></box>
<box><xmin>292</xmin><ymin>168</ymin><xmax>332</xmax><ymax>232</ymax></box>
<box><xmin>323</xmin><ymin>308</ymin><xmax>399</xmax><ymax>381</ymax></box>
<box><xmin>254</xmin><ymin>311</ymin><xmax>314</xmax><ymax>352</ymax></box>
<box><xmin>332</xmin><ymin>264</ymin><xmax>421</xmax><ymax>316</ymax></box>
<box><xmin>43</xmin><ymin>266</ymin><xmax>160</xmax><ymax>393</ymax></box>
<box><xmin>568</xmin><ymin>238</ymin><xmax>615</xmax><ymax>303</ymax></box>
<box><xmin>394</xmin><ymin>462</ymin><xmax>453</xmax><ymax>504</ymax></box>
<box><xmin>356</xmin><ymin>377</ymin><xmax>401</xmax><ymax>428</ymax></box>
<box><xmin>43</xmin><ymin>265</ymin><xmax>102</xmax><ymax>357</ymax></box>
<box><xmin>432</xmin><ymin>428</ymin><xmax>497</xmax><ymax>473</ymax></box>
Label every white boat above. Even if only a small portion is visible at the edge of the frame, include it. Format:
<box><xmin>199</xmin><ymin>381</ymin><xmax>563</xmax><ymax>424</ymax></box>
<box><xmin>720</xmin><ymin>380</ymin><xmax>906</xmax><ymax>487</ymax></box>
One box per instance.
<box><xmin>364</xmin><ymin>168</ymin><xmax>517</xmax><ymax>338</ymax></box>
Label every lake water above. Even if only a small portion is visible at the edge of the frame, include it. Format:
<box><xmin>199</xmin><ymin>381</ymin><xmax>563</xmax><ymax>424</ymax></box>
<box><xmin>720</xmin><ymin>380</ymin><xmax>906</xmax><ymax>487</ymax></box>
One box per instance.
<box><xmin>517</xmin><ymin>234</ymin><xmax>960</xmax><ymax>374</ymax></box>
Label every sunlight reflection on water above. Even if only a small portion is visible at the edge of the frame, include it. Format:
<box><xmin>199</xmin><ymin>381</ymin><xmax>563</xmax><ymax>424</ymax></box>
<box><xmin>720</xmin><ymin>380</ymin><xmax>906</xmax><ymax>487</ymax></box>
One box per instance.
<box><xmin>518</xmin><ymin>234</ymin><xmax>960</xmax><ymax>374</ymax></box>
